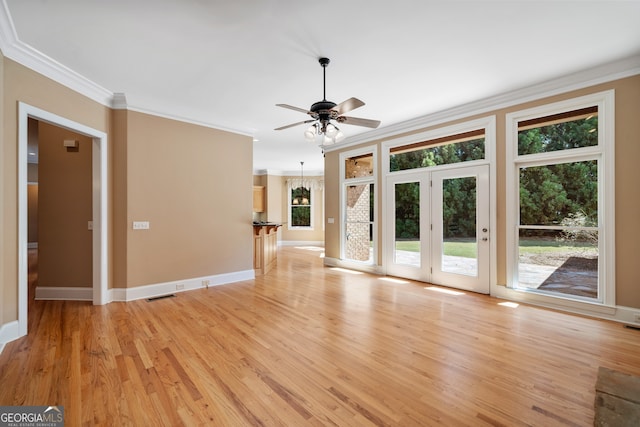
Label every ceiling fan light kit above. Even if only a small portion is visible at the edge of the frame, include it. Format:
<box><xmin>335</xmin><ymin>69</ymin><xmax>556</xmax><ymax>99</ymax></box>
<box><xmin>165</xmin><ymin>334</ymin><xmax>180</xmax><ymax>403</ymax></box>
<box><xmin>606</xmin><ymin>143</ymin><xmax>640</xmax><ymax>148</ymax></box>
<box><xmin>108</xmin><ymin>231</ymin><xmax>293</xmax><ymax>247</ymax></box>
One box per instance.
<box><xmin>275</xmin><ymin>57</ymin><xmax>380</xmax><ymax>146</ymax></box>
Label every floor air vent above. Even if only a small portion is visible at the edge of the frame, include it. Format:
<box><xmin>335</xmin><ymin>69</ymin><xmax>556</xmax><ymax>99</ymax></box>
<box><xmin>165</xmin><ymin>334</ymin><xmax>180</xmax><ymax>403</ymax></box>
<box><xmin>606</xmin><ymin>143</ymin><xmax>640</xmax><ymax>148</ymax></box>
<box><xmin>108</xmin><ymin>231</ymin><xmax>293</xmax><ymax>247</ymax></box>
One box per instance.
<box><xmin>146</xmin><ymin>294</ymin><xmax>176</xmax><ymax>302</ymax></box>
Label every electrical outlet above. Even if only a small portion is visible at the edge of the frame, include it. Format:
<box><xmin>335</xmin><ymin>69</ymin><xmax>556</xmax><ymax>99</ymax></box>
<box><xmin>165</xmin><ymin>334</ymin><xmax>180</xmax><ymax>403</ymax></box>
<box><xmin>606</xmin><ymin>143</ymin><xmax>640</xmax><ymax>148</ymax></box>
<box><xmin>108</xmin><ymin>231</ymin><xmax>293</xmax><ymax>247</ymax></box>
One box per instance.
<box><xmin>176</xmin><ymin>283</ymin><xmax>184</xmax><ymax>290</ymax></box>
<box><xmin>202</xmin><ymin>280</ymin><xmax>210</xmax><ymax>288</ymax></box>
<box><xmin>133</xmin><ymin>221</ymin><xmax>150</xmax><ymax>230</ymax></box>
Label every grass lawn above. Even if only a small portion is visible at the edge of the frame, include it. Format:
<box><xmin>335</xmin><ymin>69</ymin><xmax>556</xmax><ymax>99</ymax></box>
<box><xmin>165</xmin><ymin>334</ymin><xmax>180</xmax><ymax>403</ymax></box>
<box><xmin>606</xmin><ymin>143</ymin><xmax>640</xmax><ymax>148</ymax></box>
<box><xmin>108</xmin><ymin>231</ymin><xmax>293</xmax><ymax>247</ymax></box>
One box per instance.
<box><xmin>395</xmin><ymin>240</ymin><xmax>476</xmax><ymax>258</ymax></box>
<box><xmin>519</xmin><ymin>238</ymin><xmax>597</xmax><ymax>254</ymax></box>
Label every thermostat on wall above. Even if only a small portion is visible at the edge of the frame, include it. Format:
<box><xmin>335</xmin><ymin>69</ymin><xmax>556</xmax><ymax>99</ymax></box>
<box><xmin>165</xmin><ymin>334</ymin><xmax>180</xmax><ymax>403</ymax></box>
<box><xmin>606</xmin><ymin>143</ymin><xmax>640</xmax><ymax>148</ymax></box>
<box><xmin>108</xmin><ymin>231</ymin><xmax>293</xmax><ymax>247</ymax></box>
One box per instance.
<box><xmin>63</xmin><ymin>139</ymin><xmax>79</xmax><ymax>148</ymax></box>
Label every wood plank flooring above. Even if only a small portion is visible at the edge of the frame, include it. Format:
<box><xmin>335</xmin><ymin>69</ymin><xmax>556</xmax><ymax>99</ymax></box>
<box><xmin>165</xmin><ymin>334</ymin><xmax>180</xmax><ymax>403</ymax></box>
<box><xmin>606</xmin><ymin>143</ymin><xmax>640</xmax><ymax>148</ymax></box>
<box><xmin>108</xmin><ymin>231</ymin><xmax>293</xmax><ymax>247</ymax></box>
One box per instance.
<box><xmin>1</xmin><ymin>246</ymin><xmax>640</xmax><ymax>426</ymax></box>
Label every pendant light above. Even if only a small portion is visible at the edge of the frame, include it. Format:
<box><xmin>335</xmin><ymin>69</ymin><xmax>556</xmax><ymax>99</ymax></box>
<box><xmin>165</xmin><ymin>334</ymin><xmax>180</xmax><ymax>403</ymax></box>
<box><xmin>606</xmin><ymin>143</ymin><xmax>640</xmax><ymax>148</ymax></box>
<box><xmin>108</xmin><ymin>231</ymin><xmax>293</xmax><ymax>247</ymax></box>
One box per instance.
<box><xmin>293</xmin><ymin>161</ymin><xmax>309</xmax><ymax>205</ymax></box>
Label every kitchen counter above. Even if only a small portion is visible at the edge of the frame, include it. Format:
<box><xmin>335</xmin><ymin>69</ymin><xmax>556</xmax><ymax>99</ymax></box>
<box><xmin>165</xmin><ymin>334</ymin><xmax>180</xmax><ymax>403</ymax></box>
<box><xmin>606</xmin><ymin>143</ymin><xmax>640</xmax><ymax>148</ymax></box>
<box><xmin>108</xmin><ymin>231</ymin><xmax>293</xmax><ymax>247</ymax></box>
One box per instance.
<box><xmin>253</xmin><ymin>222</ymin><xmax>281</xmax><ymax>275</ymax></box>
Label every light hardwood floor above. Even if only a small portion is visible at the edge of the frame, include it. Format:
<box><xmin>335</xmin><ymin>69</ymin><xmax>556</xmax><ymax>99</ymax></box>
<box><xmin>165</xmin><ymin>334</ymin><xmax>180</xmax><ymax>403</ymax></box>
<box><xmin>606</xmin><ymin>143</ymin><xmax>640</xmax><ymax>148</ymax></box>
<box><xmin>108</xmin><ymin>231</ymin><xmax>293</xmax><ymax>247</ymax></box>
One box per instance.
<box><xmin>1</xmin><ymin>246</ymin><xmax>639</xmax><ymax>426</ymax></box>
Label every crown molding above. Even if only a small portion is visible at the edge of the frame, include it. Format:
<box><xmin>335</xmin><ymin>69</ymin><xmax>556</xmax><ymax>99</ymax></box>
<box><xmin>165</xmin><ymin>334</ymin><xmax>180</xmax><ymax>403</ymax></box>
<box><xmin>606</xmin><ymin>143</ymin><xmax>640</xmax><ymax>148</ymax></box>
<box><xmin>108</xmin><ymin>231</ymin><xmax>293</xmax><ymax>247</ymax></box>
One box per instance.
<box><xmin>0</xmin><ymin>1</ymin><xmax>114</xmax><ymax>107</ymax></box>
<box><xmin>111</xmin><ymin>92</ymin><xmax>128</xmax><ymax>110</ymax></box>
<box><xmin>124</xmin><ymin>103</ymin><xmax>253</xmax><ymax>137</ymax></box>
<box><xmin>324</xmin><ymin>54</ymin><xmax>640</xmax><ymax>153</ymax></box>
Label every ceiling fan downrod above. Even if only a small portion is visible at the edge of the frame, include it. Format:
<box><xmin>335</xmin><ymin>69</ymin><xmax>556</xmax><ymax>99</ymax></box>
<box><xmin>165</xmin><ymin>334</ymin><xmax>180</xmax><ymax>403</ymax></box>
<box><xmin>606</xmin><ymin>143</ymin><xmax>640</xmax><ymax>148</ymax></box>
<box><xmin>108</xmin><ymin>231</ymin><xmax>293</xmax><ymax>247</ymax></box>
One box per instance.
<box><xmin>319</xmin><ymin>57</ymin><xmax>330</xmax><ymax>101</ymax></box>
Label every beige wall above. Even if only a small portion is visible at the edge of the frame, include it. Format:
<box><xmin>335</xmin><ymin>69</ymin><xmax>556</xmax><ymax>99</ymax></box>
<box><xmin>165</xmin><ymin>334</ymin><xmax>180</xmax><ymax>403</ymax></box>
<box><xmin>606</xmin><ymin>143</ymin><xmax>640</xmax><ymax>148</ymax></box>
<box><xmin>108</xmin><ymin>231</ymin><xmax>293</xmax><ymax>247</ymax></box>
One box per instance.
<box><xmin>325</xmin><ymin>75</ymin><xmax>640</xmax><ymax>309</ymax></box>
<box><xmin>1</xmin><ymin>57</ymin><xmax>111</xmax><ymax>324</ymax></box>
<box><xmin>266</xmin><ymin>174</ymin><xmax>283</xmax><ymax>225</ymax></box>
<box><xmin>112</xmin><ymin>109</ymin><xmax>128</xmax><ymax>289</ymax></box>
<box><xmin>124</xmin><ymin>110</ymin><xmax>253</xmax><ymax>287</ymax></box>
<box><xmin>37</xmin><ymin>122</ymin><xmax>93</xmax><ymax>287</ymax></box>
<box><xmin>1</xmin><ymin>55</ymin><xmax>254</xmax><ymax>328</ymax></box>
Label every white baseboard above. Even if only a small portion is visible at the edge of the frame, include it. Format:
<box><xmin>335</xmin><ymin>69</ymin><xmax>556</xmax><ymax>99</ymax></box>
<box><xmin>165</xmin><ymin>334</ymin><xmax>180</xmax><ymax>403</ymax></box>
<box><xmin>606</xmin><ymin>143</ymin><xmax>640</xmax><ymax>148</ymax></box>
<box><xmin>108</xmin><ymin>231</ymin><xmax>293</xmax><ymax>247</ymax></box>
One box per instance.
<box><xmin>110</xmin><ymin>269</ymin><xmax>256</xmax><ymax>302</ymax></box>
<box><xmin>0</xmin><ymin>321</ymin><xmax>20</xmax><ymax>355</ymax></box>
<box><xmin>32</xmin><ymin>270</ymin><xmax>255</xmax><ymax>303</ymax></box>
<box><xmin>35</xmin><ymin>286</ymin><xmax>93</xmax><ymax>301</ymax></box>
<box><xmin>493</xmin><ymin>287</ymin><xmax>640</xmax><ymax>326</ymax></box>
<box><xmin>614</xmin><ymin>305</ymin><xmax>640</xmax><ymax>326</ymax></box>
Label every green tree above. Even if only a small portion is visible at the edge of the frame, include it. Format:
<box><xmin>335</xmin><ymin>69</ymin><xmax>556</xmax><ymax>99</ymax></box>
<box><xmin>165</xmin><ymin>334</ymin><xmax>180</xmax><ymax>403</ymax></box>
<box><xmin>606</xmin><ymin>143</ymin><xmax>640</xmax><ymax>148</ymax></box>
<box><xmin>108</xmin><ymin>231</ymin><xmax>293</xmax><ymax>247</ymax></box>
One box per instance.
<box><xmin>394</xmin><ymin>182</ymin><xmax>420</xmax><ymax>239</ymax></box>
<box><xmin>518</xmin><ymin>116</ymin><xmax>598</xmax><ymax>226</ymax></box>
<box><xmin>389</xmin><ymin>116</ymin><xmax>598</xmax><ymax>242</ymax></box>
<box><xmin>442</xmin><ymin>177</ymin><xmax>476</xmax><ymax>238</ymax></box>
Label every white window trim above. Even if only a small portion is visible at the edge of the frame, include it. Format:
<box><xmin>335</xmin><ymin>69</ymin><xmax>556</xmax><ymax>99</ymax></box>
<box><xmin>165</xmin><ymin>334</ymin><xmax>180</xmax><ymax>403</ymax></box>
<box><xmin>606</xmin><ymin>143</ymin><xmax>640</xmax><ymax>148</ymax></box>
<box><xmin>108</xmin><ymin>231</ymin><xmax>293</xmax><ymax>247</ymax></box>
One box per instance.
<box><xmin>504</xmin><ymin>90</ymin><xmax>615</xmax><ymax>310</ymax></box>
<box><xmin>287</xmin><ymin>184</ymin><xmax>314</xmax><ymax>231</ymax></box>
<box><xmin>339</xmin><ymin>145</ymin><xmax>378</xmax><ymax>264</ymax></box>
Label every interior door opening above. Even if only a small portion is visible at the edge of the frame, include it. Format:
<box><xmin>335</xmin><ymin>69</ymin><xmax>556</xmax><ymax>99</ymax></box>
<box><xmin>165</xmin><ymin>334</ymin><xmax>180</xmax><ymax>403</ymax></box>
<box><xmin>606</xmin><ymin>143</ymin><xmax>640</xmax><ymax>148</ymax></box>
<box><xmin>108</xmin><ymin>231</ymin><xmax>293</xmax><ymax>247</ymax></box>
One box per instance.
<box><xmin>28</xmin><ymin>119</ymin><xmax>94</xmax><ymax>302</ymax></box>
<box><xmin>18</xmin><ymin>102</ymin><xmax>108</xmax><ymax>339</ymax></box>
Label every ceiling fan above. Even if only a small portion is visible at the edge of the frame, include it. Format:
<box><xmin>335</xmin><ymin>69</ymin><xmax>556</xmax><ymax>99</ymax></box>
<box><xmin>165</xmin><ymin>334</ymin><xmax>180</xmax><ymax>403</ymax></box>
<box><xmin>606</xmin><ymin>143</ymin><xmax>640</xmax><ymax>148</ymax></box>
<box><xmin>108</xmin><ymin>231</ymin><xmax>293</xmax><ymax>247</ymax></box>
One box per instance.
<box><xmin>275</xmin><ymin>57</ymin><xmax>380</xmax><ymax>145</ymax></box>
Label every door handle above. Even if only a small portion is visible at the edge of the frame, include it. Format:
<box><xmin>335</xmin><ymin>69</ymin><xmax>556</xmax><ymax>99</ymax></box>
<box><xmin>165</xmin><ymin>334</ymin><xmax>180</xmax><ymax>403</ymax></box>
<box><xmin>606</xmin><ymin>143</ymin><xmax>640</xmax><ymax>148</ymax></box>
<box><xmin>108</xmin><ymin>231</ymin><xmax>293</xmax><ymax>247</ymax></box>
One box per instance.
<box><xmin>482</xmin><ymin>228</ymin><xmax>488</xmax><ymax>233</ymax></box>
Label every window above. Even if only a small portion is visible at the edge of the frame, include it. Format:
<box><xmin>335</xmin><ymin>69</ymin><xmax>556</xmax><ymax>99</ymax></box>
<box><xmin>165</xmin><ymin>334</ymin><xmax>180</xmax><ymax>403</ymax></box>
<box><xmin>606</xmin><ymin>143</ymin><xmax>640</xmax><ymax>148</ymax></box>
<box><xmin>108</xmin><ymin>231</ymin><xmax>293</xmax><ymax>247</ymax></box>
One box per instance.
<box><xmin>289</xmin><ymin>185</ymin><xmax>312</xmax><ymax>229</ymax></box>
<box><xmin>341</xmin><ymin>149</ymin><xmax>376</xmax><ymax>264</ymax></box>
<box><xmin>390</xmin><ymin>129</ymin><xmax>485</xmax><ymax>172</ymax></box>
<box><xmin>506</xmin><ymin>91</ymin><xmax>614</xmax><ymax>305</ymax></box>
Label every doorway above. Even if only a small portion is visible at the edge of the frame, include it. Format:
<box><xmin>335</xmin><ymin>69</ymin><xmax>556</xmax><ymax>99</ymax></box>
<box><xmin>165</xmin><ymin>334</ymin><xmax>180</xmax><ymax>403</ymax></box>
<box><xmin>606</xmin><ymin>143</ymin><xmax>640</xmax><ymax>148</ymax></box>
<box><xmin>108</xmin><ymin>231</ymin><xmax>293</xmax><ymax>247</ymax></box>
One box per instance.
<box><xmin>386</xmin><ymin>164</ymin><xmax>490</xmax><ymax>293</ymax></box>
<box><xmin>17</xmin><ymin>103</ymin><xmax>108</xmax><ymax>338</ymax></box>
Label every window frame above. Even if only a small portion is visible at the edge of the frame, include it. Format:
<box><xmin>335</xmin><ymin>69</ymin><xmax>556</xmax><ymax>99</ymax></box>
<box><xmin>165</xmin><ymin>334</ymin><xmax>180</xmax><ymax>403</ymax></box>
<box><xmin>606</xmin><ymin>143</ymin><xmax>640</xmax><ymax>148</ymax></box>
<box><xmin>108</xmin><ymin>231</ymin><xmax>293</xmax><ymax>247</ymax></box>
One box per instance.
<box><xmin>288</xmin><ymin>183</ymin><xmax>313</xmax><ymax>230</ymax></box>
<box><xmin>340</xmin><ymin>146</ymin><xmax>377</xmax><ymax>265</ymax></box>
<box><xmin>505</xmin><ymin>90</ymin><xmax>615</xmax><ymax>307</ymax></box>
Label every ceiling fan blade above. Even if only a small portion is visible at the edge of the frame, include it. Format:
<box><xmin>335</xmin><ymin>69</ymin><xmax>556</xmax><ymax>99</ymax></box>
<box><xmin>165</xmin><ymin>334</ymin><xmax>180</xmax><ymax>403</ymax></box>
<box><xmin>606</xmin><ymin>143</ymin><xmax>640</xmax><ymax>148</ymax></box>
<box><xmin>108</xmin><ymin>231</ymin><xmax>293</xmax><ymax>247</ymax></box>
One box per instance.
<box><xmin>276</xmin><ymin>104</ymin><xmax>311</xmax><ymax>114</ymax></box>
<box><xmin>274</xmin><ymin>119</ymin><xmax>315</xmax><ymax>131</ymax></box>
<box><xmin>338</xmin><ymin>116</ymin><xmax>381</xmax><ymax>128</ymax></box>
<box><xmin>333</xmin><ymin>97</ymin><xmax>365</xmax><ymax>115</ymax></box>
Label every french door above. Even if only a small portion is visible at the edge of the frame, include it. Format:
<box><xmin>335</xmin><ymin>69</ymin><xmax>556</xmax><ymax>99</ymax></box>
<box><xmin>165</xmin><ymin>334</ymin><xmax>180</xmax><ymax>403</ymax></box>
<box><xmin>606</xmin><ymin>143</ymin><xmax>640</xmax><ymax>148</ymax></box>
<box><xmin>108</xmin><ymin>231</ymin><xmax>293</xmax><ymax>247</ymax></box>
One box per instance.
<box><xmin>386</xmin><ymin>165</ymin><xmax>490</xmax><ymax>293</ymax></box>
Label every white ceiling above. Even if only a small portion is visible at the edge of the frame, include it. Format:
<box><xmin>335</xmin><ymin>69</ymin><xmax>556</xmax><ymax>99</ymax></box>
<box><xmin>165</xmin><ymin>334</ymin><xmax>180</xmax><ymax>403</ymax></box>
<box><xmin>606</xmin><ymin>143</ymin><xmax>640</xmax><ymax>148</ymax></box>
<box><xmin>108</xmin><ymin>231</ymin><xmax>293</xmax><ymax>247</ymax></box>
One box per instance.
<box><xmin>3</xmin><ymin>0</ymin><xmax>640</xmax><ymax>174</ymax></box>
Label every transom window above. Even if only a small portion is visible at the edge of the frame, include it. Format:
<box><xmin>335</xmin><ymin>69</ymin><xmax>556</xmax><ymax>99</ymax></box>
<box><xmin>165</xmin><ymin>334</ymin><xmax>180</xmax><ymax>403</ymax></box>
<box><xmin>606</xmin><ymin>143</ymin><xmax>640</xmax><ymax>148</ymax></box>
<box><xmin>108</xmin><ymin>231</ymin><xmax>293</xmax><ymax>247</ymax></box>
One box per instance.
<box><xmin>518</xmin><ymin>106</ymin><xmax>598</xmax><ymax>155</ymax></box>
<box><xmin>390</xmin><ymin>129</ymin><xmax>485</xmax><ymax>171</ymax></box>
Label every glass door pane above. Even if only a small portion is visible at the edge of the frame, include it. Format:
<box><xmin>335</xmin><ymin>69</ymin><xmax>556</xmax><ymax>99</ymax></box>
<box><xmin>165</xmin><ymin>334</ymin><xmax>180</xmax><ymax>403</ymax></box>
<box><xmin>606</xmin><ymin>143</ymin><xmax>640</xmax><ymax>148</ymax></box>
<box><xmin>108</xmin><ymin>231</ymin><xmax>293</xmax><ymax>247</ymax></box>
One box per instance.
<box><xmin>345</xmin><ymin>183</ymin><xmax>374</xmax><ymax>263</ymax></box>
<box><xmin>385</xmin><ymin>175</ymin><xmax>427</xmax><ymax>282</ymax></box>
<box><xmin>441</xmin><ymin>176</ymin><xmax>478</xmax><ymax>276</ymax></box>
<box><xmin>394</xmin><ymin>182</ymin><xmax>420</xmax><ymax>267</ymax></box>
